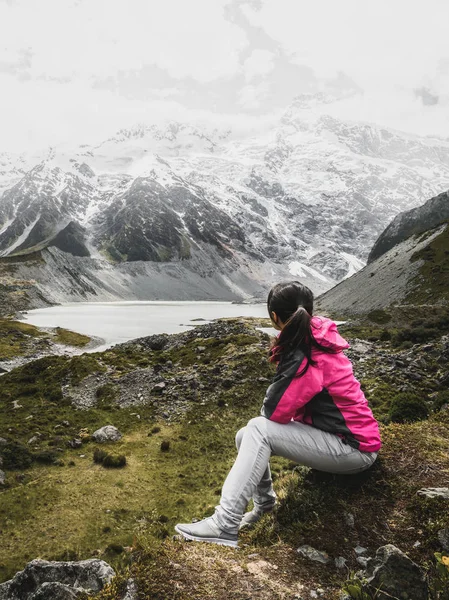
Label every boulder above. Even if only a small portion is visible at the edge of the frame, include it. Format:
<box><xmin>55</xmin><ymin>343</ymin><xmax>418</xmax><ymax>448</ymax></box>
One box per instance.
<box><xmin>30</xmin><ymin>582</ymin><xmax>80</xmax><ymax>599</ymax></box>
<box><xmin>360</xmin><ymin>544</ymin><xmax>427</xmax><ymax>600</ymax></box>
<box><xmin>0</xmin><ymin>558</ymin><xmax>115</xmax><ymax>600</ymax></box>
<box><xmin>92</xmin><ymin>426</ymin><xmax>122</xmax><ymax>443</ymax></box>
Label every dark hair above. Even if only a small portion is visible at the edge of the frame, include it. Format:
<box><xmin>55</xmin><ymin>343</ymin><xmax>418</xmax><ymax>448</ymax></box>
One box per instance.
<box><xmin>267</xmin><ymin>280</ymin><xmax>336</xmax><ymax>375</ymax></box>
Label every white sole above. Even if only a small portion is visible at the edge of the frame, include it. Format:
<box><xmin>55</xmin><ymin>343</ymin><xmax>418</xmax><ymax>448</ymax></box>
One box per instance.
<box><xmin>174</xmin><ymin>526</ymin><xmax>238</xmax><ymax>548</ymax></box>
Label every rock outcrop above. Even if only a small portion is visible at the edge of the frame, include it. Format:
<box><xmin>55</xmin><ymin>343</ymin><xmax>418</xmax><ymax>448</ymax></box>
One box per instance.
<box><xmin>358</xmin><ymin>545</ymin><xmax>428</xmax><ymax>600</ymax></box>
<box><xmin>0</xmin><ymin>559</ymin><xmax>115</xmax><ymax>600</ymax></box>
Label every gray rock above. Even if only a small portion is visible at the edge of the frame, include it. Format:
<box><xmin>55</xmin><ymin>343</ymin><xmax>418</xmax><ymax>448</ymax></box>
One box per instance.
<box><xmin>417</xmin><ymin>487</ymin><xmax>449</xmax><ymax>499</ymax></box>
<box><xmin>0</xmin><ymin>558</ymin><xmax>115</xmax><ymax>600</ymax></box>
<box><xmin>121</xmin><ymin>578</ymin><xmax>138</xmax><ymax>600</ymax></box>
<box><xmin>437</xmin><ymin>529</ymin><xmax>449</xmax><ymax>552</ymax></box>
<box><xmin>335</xmin><ymin>557</ymin><xmax>347</xmax><ymax>569</ymax></box>
<box><xmin>0</xmin><ymin>437</ymin><xmax>7</xmax><ymax>446</ymax></box>
<box><xmin>343</xmin><ymin>512</ymin><xmax>355</xmax><ymax>527</ymax></box>
<box><xmin>354</xmin><ymin>545</ymin><xmax>368</xmax><ymax>556</ymax></box>
<box><xmin>30</xmin><ymin>582</ymin><xmax>80</xmax><ymax>599</ymax></box>
<box><xmin>92</xmin><ymin>426</ymin><xmax>122</xmax><ymax>443</ymax></box>
<box><xmin>296</xmin><ymin>545</ymin><xmax>330</xmax><ymax>564</ymax></box>
<box><xmin>0</xmin><ymin>470</ymin><xmax>5</xmax><ymax>486</ymax></box>
<box><xmin>152</xmin><ymin>382</ymin><xmax>166</xmax><ymax>392</ymax></box>
<box><xmin>356</xmin><ymin>556</ymin><xmax>369</xmax><ymax>568</ymax></box>
<box><xmin>360</xmin><ymin>544</ymin><xmax>427</xmax><ymax>600</ymax></box>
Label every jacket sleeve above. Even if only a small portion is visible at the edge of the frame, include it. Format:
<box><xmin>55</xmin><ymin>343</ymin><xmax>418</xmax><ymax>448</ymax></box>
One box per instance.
<box><xmin>261</xmin><ymin>349</ymin><xmax>323</xmax><ymax>423</ymax></box>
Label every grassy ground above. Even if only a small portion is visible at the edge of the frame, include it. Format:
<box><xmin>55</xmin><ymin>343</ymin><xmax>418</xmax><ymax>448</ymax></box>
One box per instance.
<box><xmin>0</xmin><ymin>318</ymin><xmax>92</xmax><ymax>364</ymax></box>
<box><xmin>0</xmin><ymin>319</ymin><xmax>47</xmax><ymax>360</ymax></box>
<box><xmin>1</xmin><ymin>319</ymin><xmax>449</xmax><ymax>598</ymax></box>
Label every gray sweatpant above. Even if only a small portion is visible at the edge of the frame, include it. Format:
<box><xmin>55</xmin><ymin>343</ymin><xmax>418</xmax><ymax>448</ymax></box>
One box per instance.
<box><xmin>213</xmin><ymin>416</ymin><xmax>377</xmax><ymax>534</ymax></box>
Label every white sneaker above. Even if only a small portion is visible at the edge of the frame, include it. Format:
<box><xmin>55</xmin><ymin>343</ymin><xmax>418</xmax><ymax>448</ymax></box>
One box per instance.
<box><xmin>175</xmin><ymin>516</ymin><xmax>238</xmax><ymax>548</ymax></box>
<box><xmin>239</xmin><ymin>504</ymin><xmax>276</xmax><ymax>531</ymax></box>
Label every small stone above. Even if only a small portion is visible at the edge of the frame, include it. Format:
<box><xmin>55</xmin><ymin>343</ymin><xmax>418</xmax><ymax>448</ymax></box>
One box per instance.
<box><xmin>354</xmin><ymin>546</ymin><xmax>368</xmax><ymax>556</ymax></box>
<box><xmin>417</xmin><ymin>487</ymin><xmax>449</xmax><ymax>499</ymax></box>
<box><xmin>92</xmin><ymin>426</ymin><xmax>122</xmax><ymax>443</ymax></box>
<box><xmin>0</xmin><ymin>470</ymin><xmax>5</xmax><ymax>486</ymax></box>
<box><xmin>335</xmin><ymin>557</ymin><xmax>347</xmax><ymax>569</ymax></box>
<box><xmin>356</xmin><ymin>556</ymin><xmax>369</xmax><ymax>568</ymax></box>
<box><xmin>67</xmin><ymin>439</ymin><xmax>82</xmax><ymax>449</ymax></box>
<box><xmin>121</xmin><ymin>577</ymin><xmax>138</xmax><ymax>600</ymax></box>
<box><xmin>153</xmin><ymin>382</ymin><xmax>166</xmax><ymax>393</ymax></box>
<box><xmin>297</xmin><ymin>545</ymin><xmax>330</xmax><ymax>564</ymax></box>
<box><xmin>343</xmin><ymin>512</ymin><xmax>355</xmax><ymax>527</ymax></box>
<box><xmin>413</xmin><ymin>541</ymin><xmax>421</xmax><ymax>548</ymax></box>
<box><xmin>437</xmin><ymin>529</ymin><xmax>449</xmax><ymax>551</ymax></box>
<box><xmin>0</xmin><ymin>437</ymin><xmax>7</xmax><ymax>446</ymax></box>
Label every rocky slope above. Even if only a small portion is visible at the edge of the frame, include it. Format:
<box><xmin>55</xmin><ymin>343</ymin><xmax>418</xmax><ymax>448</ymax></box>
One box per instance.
<box><xmin>317</xmin><ymin>189</ymin><xmax>449</xmax><ymax>315</ymax></box>
<box><xmin>368</xmin><ymin>189</ymin><xmax>449</xmax><ymax>263</ymax></box>
<box><xmin>2</xmin><ymin>95</ymin><xmax>449</xmax><ymax>304</ymax></box>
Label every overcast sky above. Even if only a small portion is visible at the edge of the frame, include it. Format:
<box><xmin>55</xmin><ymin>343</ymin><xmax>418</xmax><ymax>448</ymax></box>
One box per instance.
<box><xmin>1</xmin><ymin>0</ymin><xmax>449</xmax><ymax>152</ymax></box>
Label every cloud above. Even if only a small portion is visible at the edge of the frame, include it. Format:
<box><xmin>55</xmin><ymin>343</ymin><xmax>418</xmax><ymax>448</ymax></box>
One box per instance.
<box><xmin>241</xmin><ymin>0</ymin><xmax>449</xmax><ymax>94</ymax></box>
<box><xmin>0</xmin><ymin>0</ymin><xmax>247</xmax><ymax>82</ymax></box>
<box><xmin>243</xmin><ymin>49</ymin><xmax>275</xmax><ymax>81</ymax></box>
<box><xmin>1</xmin><ymin>0</ymin><xmax>449</xmax><ymax>151</ymax></box>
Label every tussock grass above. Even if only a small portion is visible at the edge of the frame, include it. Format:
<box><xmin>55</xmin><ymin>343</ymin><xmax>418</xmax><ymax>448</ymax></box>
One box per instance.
<box><xmin>53</xmin><ymin>327</ymin><xmax>91</xmax><ymax>347</ymax></box>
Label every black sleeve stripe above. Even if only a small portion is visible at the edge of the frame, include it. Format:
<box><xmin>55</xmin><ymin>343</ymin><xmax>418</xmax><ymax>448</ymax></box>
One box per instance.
<box><xmin>261</xmin><ymin>348</ymin><xmax>305</xmax><ymax>419</ymax></box>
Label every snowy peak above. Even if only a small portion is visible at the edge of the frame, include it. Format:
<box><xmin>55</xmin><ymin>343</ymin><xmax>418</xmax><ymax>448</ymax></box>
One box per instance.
<box><xmin>1</xmin><ymin>95</ymin><xmax>449</xmax><ymax>297</ymax></box>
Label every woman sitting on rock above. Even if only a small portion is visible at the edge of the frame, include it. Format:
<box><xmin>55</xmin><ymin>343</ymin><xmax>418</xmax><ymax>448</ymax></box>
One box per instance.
<box><xmin>175</xmin><ymin>280</ymin><xmax>381</xmax><ymax>547</ymax></box>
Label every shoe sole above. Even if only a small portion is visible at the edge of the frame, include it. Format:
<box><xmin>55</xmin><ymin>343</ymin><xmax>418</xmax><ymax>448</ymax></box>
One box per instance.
<box><xmin>174</xmin><ymin>526</ymin><xmax>238</xmax><ymax>548</ymax></box>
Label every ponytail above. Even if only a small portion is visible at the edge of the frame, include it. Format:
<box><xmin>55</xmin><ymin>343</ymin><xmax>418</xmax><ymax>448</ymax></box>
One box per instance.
<box><xmin>268</xmin><ymin>281</ymin><xmax>337</xmax><ymax>376</ymax></box>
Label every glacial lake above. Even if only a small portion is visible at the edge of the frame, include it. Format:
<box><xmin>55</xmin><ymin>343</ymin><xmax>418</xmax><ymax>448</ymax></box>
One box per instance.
<box><xmin>23</xmin><ymin>301</ymin><xmax>272</xmax><ymax>352</ymax></box>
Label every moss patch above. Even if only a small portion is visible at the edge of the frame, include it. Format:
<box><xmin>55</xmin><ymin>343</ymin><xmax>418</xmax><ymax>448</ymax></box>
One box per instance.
<box><xmin>53</xmin><ymin>327</ymin><xmax>91</xmax><ymax>347</ymax></box>
<box><xmin>0</xmin><ymin>319</ymin><xmax>47</xmax><ymax>360</ymax></box>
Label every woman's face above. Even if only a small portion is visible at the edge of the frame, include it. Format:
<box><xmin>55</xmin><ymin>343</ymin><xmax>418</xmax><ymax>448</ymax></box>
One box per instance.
<box><xmin>270</xmin><ymin>311</ymin><xmax>284</xmax><ymax>331</ymax></box>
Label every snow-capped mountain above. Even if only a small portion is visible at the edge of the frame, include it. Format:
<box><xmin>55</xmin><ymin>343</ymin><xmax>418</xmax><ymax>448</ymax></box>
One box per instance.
<box><xmin>1</xmin><ymin>94</ymin><xmax>449</xmax><ymax>303</ymax></box>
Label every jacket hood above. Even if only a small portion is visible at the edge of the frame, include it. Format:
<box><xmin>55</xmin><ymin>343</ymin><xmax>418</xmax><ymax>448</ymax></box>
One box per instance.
<box><xmin>311</xmin><ymin>316</ymin><xmax>349</xmax><ymax>351</ymax></box>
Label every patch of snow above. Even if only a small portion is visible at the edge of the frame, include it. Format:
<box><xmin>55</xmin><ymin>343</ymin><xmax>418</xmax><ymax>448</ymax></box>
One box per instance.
<box><xmin>1</xmin><ymin>214</ymin><xmax>41</xmax><ymax>256</ymax></box>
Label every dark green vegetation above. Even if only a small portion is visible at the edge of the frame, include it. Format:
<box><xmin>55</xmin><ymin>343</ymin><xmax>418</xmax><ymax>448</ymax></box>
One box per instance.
<box><xmin>407</xmin><ymin>222</ymin><xmax>449</xmax><ymax>304</ymax></box>
<box><xmin>0</xmin><ymin>317</ymin><xmax>448</xmax><ymax>599</ymax></box>
<box><xmin>368</xmin><ymin>190</ymin><xmax>449</xmax><ymax>263</ymax></box>
<box><xmin>93</xmin><ymin>448</ymin><xmax>127</xmax><ymax>468</ymax></box>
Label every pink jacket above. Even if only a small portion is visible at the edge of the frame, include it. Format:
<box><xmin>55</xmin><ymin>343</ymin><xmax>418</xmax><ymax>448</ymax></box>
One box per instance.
<box><xmin>261</xmin><ymin>317</ymin><xmax>381</xmax><ymax>453</ymax></box>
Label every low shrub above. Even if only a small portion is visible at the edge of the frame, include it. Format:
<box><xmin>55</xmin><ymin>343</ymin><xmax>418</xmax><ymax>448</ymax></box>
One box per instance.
<box><xmin>34</xmin><ymin>450</ymin><xmax>58</xmax><ymax>465</ymax></box>
<box><xmin>93</xmin><ymin>448</ymin><xmax>126</xmax><ymax>468</ymax></box>
<box><xmin>93</xmin><ymin>448</ymin><xmax>109</xmax><ymax>464</ymax></box>
<box><xmin>379</xmin><ymin>329</ymin><xmax>392</xmax><ymax>341</ymax></box>
<box><xmin>0</xmin><ymin>440</ymin><xmax>33</xmax><ymax>470</ymax></box>
<box><xmin>102</xmin><ymin>454</ymin><xmax>126</xmax><ymax>468</ymax></box>
<box><xmin>389</xmin><ymin>393</ymin><xmax>429</xmax><ymax>423</ymax></box>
